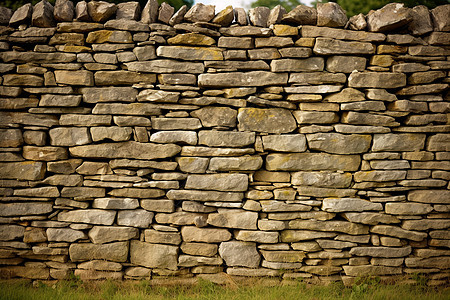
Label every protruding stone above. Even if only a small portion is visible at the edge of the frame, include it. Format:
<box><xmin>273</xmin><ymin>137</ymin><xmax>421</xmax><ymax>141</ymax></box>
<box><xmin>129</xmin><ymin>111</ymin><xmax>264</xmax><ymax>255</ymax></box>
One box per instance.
<box><xmin>267</xmin><ymin>5</ymin><xmax>286</xmax><ymax>27</ymax></box>
<box><xmin>367</xmin><ymin>3</ymin><xmax>412</xmax><ymax>32</ymax></box>
<box><xmin>9</xmin><ymin>3</ymin><xmax>33</xmax><ymax>26</ymax></box>
<box><xmin>212</xmin><ymin>5</ymin><xmax>234</xmax><ymax>26</ymax></box>
<box><xmin>249</xmin><ymin>7</ymin><xmax>270</xmax><ymax>27</ymax></box>
<box><xmin>184</xmin><ymin>3</ymin><xmax>215</xmax><ymax>23</ymax></box>
<box><xmin>53</xmin><ymin>0</ymin><xmax>74</xmax><ymax>21</ymax></box>
<box><xmin>219</xmin><ymin>241</ymin><xmax>260</xmax><ymax>268</ymax></box>
<box><xmin>32</xmin><ymin>0</ymin><xmax>56</xmax><ymax>28</ymax></box>
<box><xmin>169</xmin><ymin>5</ymin><xmax>186</xmax><ymax>26</ymax></box>
<box><xmin>281</xmin><ymin>5</ymin><xmax>316</xmax><ymax>25</ymax></box>
<box><xmin>141</xmin><ymin>0</ymin><xmax>158</xmax><ymax>24</ymax></box>
<box><xmin>0</xmin><ymin>6</ymin><xmax>12</xmax><ymax>25</ymax></box>
<box><xmin>75</xmin><ymin>1</ymin><xmax>90</xmax><ymax>21</ymax></box>
<box><xmin>317</xmin><ymin>2</ymin><xmax>347</xmax><ymax>28</ymax></box>
<box><xmin>238</xmin><ymin>108</ymin><xmax>296</xmax><ymax>134</ymax></box>
<box><xmin>87</xmin><ymin>1</ymin><xmax>117</xmax><ymax>22</ymax></box>
<box><xmin>408</xmin><ymin>5</ymin><xmax>433</xmax><ymax>36</ymax></box>
<box><xmin>116</xmin><ymin>1</ymin><xmax>140</xmax><ymax>20</ymax></box>
<box><xmin>431</xmin><ymin>4</ymin><xmax>450</xmax><ymax>31</ymax></box>
<box><xmin>158</xmin><ymin>2</ymin><xmax>174</xmax><ymax>24</ymax></box>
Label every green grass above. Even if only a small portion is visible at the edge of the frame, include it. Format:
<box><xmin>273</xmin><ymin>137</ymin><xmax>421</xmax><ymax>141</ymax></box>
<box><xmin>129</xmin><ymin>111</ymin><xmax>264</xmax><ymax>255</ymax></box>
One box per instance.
<box><xmin>0</xmin><ymin>277</ymin><xmax>448</xmax><ymax>300</ymax></box>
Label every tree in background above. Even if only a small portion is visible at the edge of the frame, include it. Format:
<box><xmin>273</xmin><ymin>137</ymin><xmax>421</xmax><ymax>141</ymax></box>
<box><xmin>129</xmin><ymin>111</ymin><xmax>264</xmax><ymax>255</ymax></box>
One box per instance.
<box><xmin>250</xmin><ymin>0</ymin><xmax>303</xmax><ymax>10</ymax></box>
<box><xmin>0</xmin><ymin>0</ymin><xmax>193</xmax><ymax>12</ymax></box>
<box><xmin>313</xmin><ymin>0</ymin><xmax>448</xmax><ymax>17</ymax></box>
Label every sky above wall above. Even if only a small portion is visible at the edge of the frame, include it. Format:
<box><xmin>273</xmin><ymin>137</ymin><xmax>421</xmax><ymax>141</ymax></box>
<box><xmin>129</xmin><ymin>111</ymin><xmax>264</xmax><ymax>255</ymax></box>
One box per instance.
<box><xmin>194</xmin><ymin>0</ymin><xmax>314</xmax><ymax>13</ymax></box>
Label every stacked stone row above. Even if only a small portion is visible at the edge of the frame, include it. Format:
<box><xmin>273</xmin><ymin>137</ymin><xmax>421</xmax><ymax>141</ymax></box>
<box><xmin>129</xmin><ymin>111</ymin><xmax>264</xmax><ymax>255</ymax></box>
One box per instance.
<box><xmin>0</xmin><ymin>1</ymin><xmax>449</xmax><ymax>286</ymax></box>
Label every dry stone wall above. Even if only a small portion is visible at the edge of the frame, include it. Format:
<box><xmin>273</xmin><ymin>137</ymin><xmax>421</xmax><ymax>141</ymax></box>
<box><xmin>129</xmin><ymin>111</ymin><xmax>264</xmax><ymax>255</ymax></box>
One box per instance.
<box><xmin>0</xmin><ymin>1</ymin><xmax>449</xmax><ymax>285</ymax></box>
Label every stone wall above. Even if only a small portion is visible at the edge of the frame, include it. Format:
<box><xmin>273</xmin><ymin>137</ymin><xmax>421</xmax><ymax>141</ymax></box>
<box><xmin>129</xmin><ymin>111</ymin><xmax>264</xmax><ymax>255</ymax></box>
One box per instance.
<box><xmin>0</xmin><ymin>1</ymin><xmax>449</xmax><ymax>285</ymax></box>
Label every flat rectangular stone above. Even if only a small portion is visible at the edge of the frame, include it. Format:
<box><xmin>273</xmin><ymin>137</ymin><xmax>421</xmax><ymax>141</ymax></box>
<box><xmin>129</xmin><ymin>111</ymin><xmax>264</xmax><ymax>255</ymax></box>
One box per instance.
<box><xmin>0</xmin><ymin>202</ymin><xmax>53</xmax><ymax>216</ymax></box>
<box><xmin>60</xmin><ymin>114</ymin><xmax>111</xmax><ymax>126</ymax></box>
<box><xmin>157</xmin><ymin>46</ymin><xmax>223</xmax><ymax>60</ymax></box>
<box><xmin>92</xmin><ymin>103</ymin><xmax>161</xmax><ymax>115</ymax></box>
<box><xmin>271</xmin><ymin>58</ymin><xmax>324</xmax><ymax>72</ymax></box>
<box><xmin>266</xmin><ymin>153</ymin><xmax>361</xmax><ymax>171</ymax></box>
<box><xmin>198</xmin><ymin>71</ymin><xmax>288</xmax><ymax>87</ymax></box>
<box><xmin>348</xmin><ymin>72</ymin><xmax>406</xmax><ymax>88</ymax></box>
<box><xmin>289</xmin><ymin>72</ymin><xmax>346</xmax><ymax>84</ymax></box>
<box><xmin>58</xmin><ymin>209</ymin><xmax>116</xmax><ymax>225</ymax></box>
<box><xmin>198</xmin><ymin>131</ymin><xmax>255</xmax><ymax>147</ymax></box>
<box><xmin>0</xmin><ymin>161</ymin><xmax>46</xmax><ymax>181</ymax></box>
<box><xmin>81</xmin><ymin>87</ymin><xmax>138</xmax><ymax>103</ymax></box>
<box><xmin>0</xmin><ymin>51</ymin><xmax>76</xmax><ymax>63</ymax></box>
<box><xmin>313</xmin><ymin>38</ymin><xmax>375</xmax><ymax>55</ymax></box>
<box><xmin>288</xmin><ymin>220</ymin><xmax>369</xmax><ymax>235</ymax></box>
<box><xmin>301</xmin><ymin>26</ymin><xmax>386</xmax><ymax>42</ymax></box>
<box><xmin>185</xmin><ymin>174</ymin><xmax>248</xmax><ymax>192</ymax></box>
<box><xmin>126</xmin><ymin>60</ymin><xmax>204</xmax><ymax>74</ymax></box>
<box><xmin>166</xmin><ymin>190</ymin><xmax>243</xmax><ymax>202</ymax></box>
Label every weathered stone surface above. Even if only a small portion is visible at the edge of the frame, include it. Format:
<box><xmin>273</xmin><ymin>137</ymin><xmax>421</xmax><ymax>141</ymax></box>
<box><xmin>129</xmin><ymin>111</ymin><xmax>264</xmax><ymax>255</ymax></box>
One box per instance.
<box><xmin>181</xmin><ymin>227</ymin><xmax>231</xmax><ymax>243</ymax></box>
<box><xmin>289</xmin><ymin>72</ymin><xmax>346</xmax><ymax>85</ymax></box>
<box><xmin>344</xmin><ymin>265</ymin><xmax>402</xmax><ymax>277</ymax></box>
<box><xmin>266</xmin><ymin>153</ymin><xmax>360</xmax><ymax>171</ymax></box>
<box><xmin>32</xmin><ymin>0</ymin><xmax>56</xmax><ymax>28</ymax></box>
<box><xmin>306</xmin><ymin>133</ymin><xmax>371</xmax><ymax>154</ymax></box>
<box><xmin>267</xmin><ymin>5</ymin><xmax>286</xmax><ymax>27</ymax></box>
<box><xmin>431</xmin><ymin>4</ymin><xmax>450</xmax><ymax>31</ymax></box>
<box><xmin>385</xmin><ymin>202</ymin><xmax>433</xmax><ymax>215</ymax></box>
<box><xmin>87</xmin><ymin>1</ymin><xmax>116</xmax><ymax>22</ymax></box>
<box><xmin>343</xmin><ymin>213</ymin><xmax>399</xmax><ymax>225</ymax></box>
<box><xmin>370</xmin><ymin>225</ymin><xmax>427</xmax><ymax>241</ymax></box>
<box><xmin>54</xmin><ymin>70</ymin><xmax>93</xmax><ymax>86</ymax></box>
<box><xmin>322</xmin><ymin>198</ymin><xmax>382</xmax><ymax>212</ymax></box>
<box><xmin>47</xmin><ymin>228</ymin><xmax>86</xmax><ymax>242</ymax></box>
<box><xmin>211</xmin><ymin>5</ymin><xmax>233</xmax><ymax>26</ymax></box>
<box><xmin>0</xmin><ymin>129</ymin><xmax>23</xmax><ymax>147</ymax></box>
<box><xmin>219</xmin><ymin>241</ymin><xmax>260</xmax><ymax>268</ymax></box>
<box><xmin>9</xmin><ymin>3</ymin><xmax>32</xmax><ymax>26</ymax></box>
<box><xmin>408</xmin><ymin>190</ymin><xmax>450</xmax><ymax>204</ymax></box>
<box><xmin>271</xmin><ymin>57</ymin><xmax>324</xmax><ymax>72</ymax></box>
<box><xmin>317</xmin><ymin>2</ymin><xmax>347</xmax><ymax>27</ymax></box>
<box><xmin>236</xmin><ymin>230</ymin><xmax>279</xmax><ymax>243</ymax></box>
<box><xmin>238</xmin><ymin>108</ymin><xmax>296</xmax><ymax>134</ymax></box>
<box><xmin>130</xmin><ymin>240</ymin><xmax>178</xmax><ymax>269</ymax></box>
<box><xmin>249</xmin><ymin>7</ymin><xmax>270</xmax><ymax>27</ymax></box>
<box><xmin>191</xmin><ymin>107</ymin><xmax>237</xmax><ymax>128</ymax></box>
<box><xmin>53</xmin><ymin>0</ymin><xmax>74</xmax><ymax>22</ymax></box>
<box><xmin>0</xmin><ymin>202</ymin><xmax>53</xmax><ymax>216</ymax></box>
<box><xmin>349</xmin><ymin>72</ymin><xmax>406</xmax><ymax>88</ymax></box>
<box><xmin>145</xmin><ymin>230</ymin><xmax>180</xmax><ymax>245</ymax></box>
<box><xmin>150</xmin><ymin>131</ymin><xmax>197</xmax><ymax>145</ymax></box>
<box><xmin>140</xmin><ymin>0</ymin><xmax>158</xmax><ymax>23</ymax></box>
<box><xmin>207</xmin><ymin>211</ymin><xmax>258</xmax><ymax>230</ymax></box>
<box><xmin>183</xmin><ymin>3</ymin><xmax>214</xmax><ymax>22</ymax></box>
<box><xmin>70</xmin><ymin>142</ymin><xmax>180</xmax><ymax>160</ymax></box>
<box><xmin>117</xmin><ymin>210</ymin><xmax>153</xmax><ymax>228</ymax></box>
<box><xmin>0</xmin><ymin>225</ymin><xmax>25</xmax><ymax>241</ymax></box>
<box><xmin>350</xmin><ymin>246</ymin><xmax>412</xmax><ymax>258</ymax></box>
<box><xmin>372</xmin><ymin>133</ymin><xmax>426</xmax><ymax>152</ymax></box>
<box><xmin>367</xmin><ymin>3</ymin><xmax>412</xmax><ymax>32</ymax></box>
<box><xmin>127</xmin><ymin>60</ymin><xmax>204</xmax><ymax>74</ymax></box>
<box><xmin>93</xmin><ymin>198</ymin><xmax>139</xmax><ymax>210</ymax></box>
<box><xmin>70</xmin><ymin>242</ymin><xmax>128</xmax><ymax>262</ymax></box>
<box><xmin>58</xmin><ymin>209</ymin><xmax>116</xmax><ymax>225</ymax></box>
<box><xmin>167</xmin><ymin>190</ymin><xmax>243</xmax><ymax>202</ymax></box>
<box><xmin>181</xmin><ymin>243</ymin><xmax>217</xmax><ymax>257</ymax></box>
<box><xmin>81</xmin><ymin>87</ymin><xmax>137</xmax><ymax>103</ymax></box>
<box><xmin>281</xmin><ymin>5</ymin><xmax>316</xmax><ymax>25</ymax></box>
<box><xmin>209</xmin><ymin>156</ymin><xmax>263</xmax><ymax>171</ymax></box>
<box><xmin>198</xmin><ymin>131</ymin><xmax>255</xmax><ymax>148</ymax></box>
<box><xmin>185</xmin><ymin>174</ymin><xmax>248</xmax><ymax>192</ymax></box>
<box><xmin>88</xmin><ymin>226</ymin><xmax>138</xmax><ymax>244</ymax></box>
<box><xmin>23</xmin><ymin>146</ymin><xmax>67</xmax><ymax>161</ymax></box>
<box><xmin>49</xmin><ymin>127</ymin><xmax>91</xmax><ymax>146</ymax></box>
<box><xmin>260</xmin><ymin>200</ymin><xmax>310</xmax><ymax>212</ymax></box>
<box><xmin>261</xmin><ymin>250</ymin><xmax>305</xmax><ymax>262</ymax></box>
<box><xmin>292</xmin><ymin>172</ymin><xmax>351</xmax><ymax>188</ymax></box>
<box><xmin>261</xmin><ymin>135</ymin><xmax>306</xmax><ymax>152</ymax></box>
<box><xmin>314</xmin><ymin>38</ymin><xmax>374</xmax><ymax>55</ymax></box>
<box><xmin>289</xmin><ymin>220</ymin><xmax>368</xmax><ymax>235</ymax></box>
<box><xmin>90</xmin><ymin>127</ymin><xmax>132</xmax><ymax>142</ymax></box>
<box><xmin>157</xmin><ymin>46</ymin><xmax>223</xmax><ymax>61</ymax></box>
<box><xmin>199</xmin><ymin>71</ymin><xmax>287</xmax><ymax>87</ymax></box>
<box><xmin>3</xmin><ymin>74</ymin><xmax>43</xmax><ymax>86</ymax></box>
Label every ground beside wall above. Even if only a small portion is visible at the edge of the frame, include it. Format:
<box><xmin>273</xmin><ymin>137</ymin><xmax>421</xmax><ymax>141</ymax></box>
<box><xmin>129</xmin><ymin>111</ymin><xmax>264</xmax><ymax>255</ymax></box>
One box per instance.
<box><xmin>0</xmin><ymin>1</ymin><xmax>449</xmax><ymax>286</ymax></box>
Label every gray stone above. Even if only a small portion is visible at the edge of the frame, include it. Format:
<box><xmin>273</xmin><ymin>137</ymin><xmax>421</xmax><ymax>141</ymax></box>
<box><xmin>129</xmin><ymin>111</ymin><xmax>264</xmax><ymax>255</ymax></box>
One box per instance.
<box><xmin>140</xmin><ymin>0</ymin><xmax>158</xmax><ymax>24</ymax></box>
<box><xmin>81</xmin><ymin>87</ymin><xmax>137</xmax><ymax>103</ymax></box>
<box><xmin>0</xmin><ymin>225</ymin><xmax>24</xmax><ymax>241</ymax></box>
<box><xmin>185</xmin><ymin>174</ymin><xmax>248</xmax><ymax>192</ymax></box>
<box><xmin>191</xmin><ymin>107</ymin><xmax>237</xmax><ymax>128</ymax></box>
<box><xmin>306</xmin><ymin>133</ymin><xmax>371</xmax><ymax>154</ymax></box>
<box><xmin>350</xmin><ymin>246</ymin><xmax>412</xmax><ymax>258</ymax></box>
<box><xmin>0</xmin><ymin>202</ymin><xmax>53</xmax><ymax>216</ymax></box>
<box><xmin>89</xmin><ymin>226</ymin><xmax>138</xmax><ymax>244</ymax></box>
<box><xmin>288</xmin><ymin>220</ymin><xmax>368</xmax><ymax>235</ymax></box>
<box><xmin>181</xmin><ymin>227</ymin><xmax>231</xmax><ymax>243</ymax></box>
<box><xmin>281</xmin><ymin>5</ymin><xmax>316</xmax><ymax>25</ymax></box>
<box><xmin>207</xmin><ymin>211</ymin><xmax>258</xmax><ymax>230</ymax></box>
<box><xmin>58</xmin><ymin>209</ymin><xmax>116</xmax><ymax>225</ymax></box>
<box><xmin>198</xmin><ymin>131</ymin><xmax>255</xmax><ymax>148</ymax></box>
<box><xmin>198</xmin><ymin>71</ymin><xmax>288</xmax><ymax>87</ymax></box>
<box><xmin>70</xmin><ymin>242</ymin><xmax>128</xmax><ymax>262</ymax></box>
<box><xmin>322</xmin><ymin>198</ymin><xmax>382</xmax><ymax>212</ymax></box>
<box><xmin>261</xmin><ymin>250</ymin><xmax>305</xmax><ymax>263</ymax></box>
<box><xmin>370</xmin><ymin>225</ymin><xmax>427</xmax><ymax>241</ymax></box>
<box><xmin>431</xmin><ymin>4</ymin><xmax>450</xmax><ymax>31</ymax></box>
<box><xmin>219</xmin><ymin>241</ymin><xmax>260</xmax><ymax>268</ymax></box>
<box><xmin>152</xmin><ymin>118</ymin><xmax>201</xmax><ymax>130</ymax></box>
<box><xmin>238</xmin><ymin>108</ymin><xmax>296</xmax><ymax>133</ymax></box>
<box><xmin>354</xmin><ymin>170</ymin><xmax>406</xmax><ymax>182</ymax></box>
<box><xmin>209</xmin><ymin>156</ymin><xmax>263</xmax><ymax>171</ymax></box>
<box><xmin>54</xmin><ymin>0</ymin><xmax>74</xmax><ymax>22</ymax></box>
<box><xmin>317</xmin><ymin>2</ymin><xmax>347</xmax><ymax>27</ymax></box>
<box><xmin>184</xmin><ymin>3</ymin><xmax>215</xmax><ymax>23</ymax></box>
<box><xmin>9</xmin><ymin>3</ymin><xmax>32</xmax><ymax>26</ymax></box>
<box><xmin>348</xmin><ymin>13</ymin><xmax>367</xmax><ymax>31</ymax></box>
<box><xmin>78</xmin><ymin>260</ymin><xmax>122</xmax><ymax>271</ymax></box>
<box><xmin>260</xmin><ymin>201</ymin><xmax>310</xmax><ymax>212</ymax></box>
<box><xmin>181</xmin><ymin>243</ymin><xmax>217</xmax><ymax>257</ymax></box>
<box><xmin>342</xmin><ymin>112</ymin><xmax>399</xmax><ymax>127</ymax></box>
<box><xmin>178</xmin><ymin>255</ymin><xmax>223</xmax><ymax>267</ymax></box>
<box><xmin>367</xmin><ymin>3</ymin><xmax>412</xmax><ymax>32</ymax></box>
<box><xmin>3</xmin><ymin>74</ymin><xmax>43</xmax><ymax>86</ymax></box>
<box><xmin>47</xmin><ymin>228</ymin><xmax>86</xmax><ymax>242</ymax></box>
<box><xmin>262</xmin><ymin>135</ymin><xmax>306</xmax><ymax>152</ymax></box>
<box><xmin>145</xmin><ymin>230</ymin><xmax>180</xmax><ymax>245</ymax></box>
<box><xmin>70</xmin><ymin>142</ymin><xmax>180</xmax><ymax>160</ymax></box>
<box><xmin>406</xmin><ymin>257</ymin><xmax>450</xmax><ymax>269</ymax></box>
<box><xmin>314</xmin><ymin>38</ymin><xmax>375</xmax><ymax>55</ymax></box>
<box><xmin>137</xmin><ymin>89</ymin><xmax>178</xmax><ymax>103</ymax></box>
<box><xmin>127</xmin><ymin>60</ymin><xmax>204</xmax><ymax>74</ymax></box>
<box><xmin>266</xmin><ymin>153</ymin><xmax>360</xmax><ymax>171</ymax></box>
<box><xmin>90</xmin><ymin>127</ymin><xmax>132</xmax><ymax>142</ymax></box>
<box><xmin>292</xmin><ymin>172</ymin><xmax>351</xmax><ymax>188</ymax></box>
<box><xmin>150</xmin><ymin>131</ymin><xmax>197</xmax><ymax>145</ymax></box>
<box><xmin>32</xmin><ymin>0</ymin><xmax>55</xmax><ymax>28</ymax></box>
<box><xmin>22</xmin><ymin>146</ymin><xmax>68</xmax><ymax>161</ymax></box>
<box><xmin>271</xmin><ymin>58</ymin><xmax>324</xmax><ymax>72</ymax></box>
<box><xmin>157</xmin><ymin>2</ymin><xmax>173</xmax><ymax>23</ymax></box>
<box><xmin>249</xmin><ymin>7</ymin><xmax>270</xmax><ymax>27</ymax></box>
<box><xmin>289</xmin><ymin>72</ymin><xmax>346</xmax><ymax>85</ymax></box>
<box><xmin>141</xmin><ymin>200</ymin><xmax>174</xmax><ymax>213</ymax></box>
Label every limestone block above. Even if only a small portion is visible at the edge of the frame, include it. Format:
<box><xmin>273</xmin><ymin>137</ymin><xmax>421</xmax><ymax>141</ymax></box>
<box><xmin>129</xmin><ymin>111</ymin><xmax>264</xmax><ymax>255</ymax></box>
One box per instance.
<box><xmin>198</xmin><ymin>131</ymin><xmax>255</xmax><ymax>148</ymax></box>
<box><xmin>58</xmin><ymin>209</ymin><xmax>116</xmax><ymax>225</ymax></box>
<box><xmin>185</xmin><ymin>174</ymin><xmax>248</xmax><ymax>192</ymax></box>
<box><xmin>372</xmin><ymin>133</ymin><xmax>426</xmax><ymax>152</ymax></box>
<box><xmin>292</xmin><ymin>172</ymin><xmax>351</xmax><ymax>188</ymax></box>
<box><xmin>219</xmin><ymin>241</ymin><xmax>260</xmax><ymax>268</ymax></box>
<box><xmin>87</xmin><ymin>1</ymin><xmax>116</xmax><ymax>22</ymax></box>
<box><xmin>0</xmin><ymin>225</ymin><xmax>25</xmax><ymax>241</ymax></box>
<box><xmin>209</xmin><ymin>156</ymin><xmax>263</xmax><ymax>171</ymax></box>
<box><xmin>150</xmin><ymin>131</ymin><xmax>197</xmax><ymax>145</ymax></box>
<box><xmin>49</xmin><ymin>127</ymin><xmax>91</xmax><ymax>146</ymax></box>
<box><xmin>238</xmin><ymin>108</ymin><xmax>296</xmax><ymax>133</ymax></box>
<box><xmin>14</xmin><ymin>186</ymin><xmax>59</xmax><ymax>197</ymax></box>
<box><xmin>271</xmin><ymin>58</ymin><xmax>324</xmax><ymax>72</ymax></box>
<box><xmin>178</xmin><ymin>255</ymin><xmax>223</xmax><ymax>267</ymax></box>
<box><xmin>0</xmin><ymin>202</ymin><xmax>53</xmax><ymax>216</ymax></box>
<box><xmin>32</xmin><ymin>0</ymin><xmax>56</xmax><ymax>28</ymax></box>
<box><xmin>23</xmin><ymin>146</ymin><xmax>68</xmax><ymax>161</ymax></box>
<box><xmin>348</xmin><ymin>72</ymin><xmax>406</xmax><ymax>88</ymax></box>
<box><xmin>370</xmin><ymin>225</ymin><xmax>427</xmax><ymax>241</ymax></box>
<box><xmin>157</xmin><ymin>46</ymin><xmax>223</xmax><ymax>61</ymax></box>
<box><xmin>306</xmin><ymin>133</ymin><xmax>371</xmax><ymax>154</ymax></box>
<box><xmin>181</xmin><ymin>227</ymin><xmax>231</xmax><ymax>243</ymax></box>
<box><xmin>140</xmin><ymin>0</ymin><xmax>158</xmax><ymax>24</ymax></box>
<box><xmin>70</xmin><ymin>242</ymin><xmax>128</xmax><ymax>262</ymax></box>
<box><xmin>431</xmin><ymin>4</ymin><xmax>450</xmax><ymax>31</ymax></box>
<box><xmin>131</xmin><ymin>241</ymin><xmax>175</xmax><ymax>270</ymax></box>
<box><xmin>342</xmin><ymin>213</ymin><xmax>399</xmax><ymax>225</ymax></box>
<box><xmin>288</xmin><ymin>220</ymin><xmax>369</xmax><ymax>235</ymax></box>
<box><xmin>385</xmin><ymin>203</ymin><xmax>433</xmax><ymax>215</ymax></box>
<box><xmin>236</xmin><ymin>230</ymin><xmax>279</xmax><ymax>243</ymax></box>
<box><xmin>261</xmin><ymin>250</ymin><xmax>305</xmax><ymax>262</ymax></box>
<box><xmin>167</xmin><ymin>190</ymin><xmax>243</xmax><ymax>202</ymax></box>
<box><xmin>94</xmin><ymin>71</ymin><xmax>156</xmax><ymax>85</ymax></box>
<box><xmin>350</xmin><ymin>246</ymin><xmax>412</xmax><ymax>258</ymax></box>
<box><xmin>281</xmin><ymin>5</ymin><xmax>316</xmax><ymax>25</ymax></box>
<box><xmin>316</xmin><ymin>2</ymin><xmax>347</xmax><ymax>27</ymax></box>
<box><xmin>343</xmin><ymin>265</ymin><xmax>402</xmax><ymax>277</ymax></box>
<box><xmin>117</xmin><ymin>210</ymin><xmax>154</xmax><ymax>228</ymax></box>
<box><xmin>266</xmin><ymin>153</ymin><xmax>361</xmax><ymax>171</ymax></box>
<box><xmin>367</xmin><ymin>3</ymin><xmax>412</xmax><ymax>32</ymax></box>
<box><xmin>89</xmin><ymin>226</ymin><xmax>138</xmax><ymax>244</ymax></box>
<box><xmin>47</xmin><ymin>228</ymin><xmax>86</xmax><ymax>242</ymax></box>
<box><xmin>322</xmin><ymin>198</ymin><xmax>382</xmax><ymax>212</ymax></box>
<box><xmin>40</xmin><ymin>95</ymin><xmax>82</xmax><ymax>107</ymax></box>
<box><xmin>191</xmin><ymin>107</ymin><xmax>237</xmax><ymax>128</ymax></box>
<box><xmin>9</xmin><ymin>3</ymin><xmax>32</xmax><ymax>26</ymax></box>
<box><xmin>408</xmin><ymin>190</ymin><xmax>450</xmax><ymax>204</ymax></box>
<box><xmin>184</xmin><ymin>3</ymin><xmax>215</xmax><ymax>23</ymax></box>
<box><xmin>207</xmin><ymin>211</ymin><xmax>258</xmax><ymax>230</ymax></box>
<box><xmin>314</xmin><ymin>38</ymin><xmax>375</xmax><ymax>55</ymax></box>
<box><xmin>181</xmin><ymin>243</ymin><xmax>218</xmax><ymax>257</ymax></box>
<box><xmin>198</xmin><ymin>71</ymin><xmax>288</xmax><ymax>87</ymax></box>
<box><xmin>249</xmin><ymin>7</ymin><xmax>270</xmax><ymax>27</ymax></box>
<box><xmin>145</xmin><ymin>230</ymin><xmax>181</xmax><ymax>245</ymax></box>
<box><xmin>54</xmin><ymin>70</ymin><xmax>93</xmax><ymax>86</ymax></box>
<box><xmin>93</xmin><ymin>198</ymin><xmax>139</xmax><ymax>210</ymax></box>
<box><xmin>0</xmin><ymin>129</ymin><xmax>23</xmax><ymax>147</ymax></box>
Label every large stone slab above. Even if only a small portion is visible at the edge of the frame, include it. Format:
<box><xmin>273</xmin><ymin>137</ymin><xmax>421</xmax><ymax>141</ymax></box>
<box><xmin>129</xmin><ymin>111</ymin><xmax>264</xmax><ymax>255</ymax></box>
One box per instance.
<box><xmin>209</xmin><ymin>156</ymin><xmax>263</xmax><ymax>171</ymax></box>
<box><xmin>49</xmin><ymin>127</ymin><xmax>91</xmax><ymax>146</ymax></box>
<box><xmin>219</xmin><ymin>241</ymin><xmax>260</xmax><ymax>268</ymax></box>
<box><xmin>372</xmin><ymin>133</ymin><xmax>426</xmax><ymax>152</ymax></box>
<box><xmin>167</xmin><ymin>190</ymin><xmax>243</xmax><ymax>202</ymax></box>
<box><xmin>314</xmin><ymin>38</ymin><xmax>375</xmax><ymax>55</ymax></box>
<box><xmin>408</xmin><ymin>190</ymin><xmax>450</xmax><ymax>204</ymax></box>
<box><xmin>126</xmin><ymin>60</ymin><xmax>204</xmax><ymax>74</ymax></box>
<box><xmin>350</xmin><ymin>246</ymin><xmax>411</xmax><ymax>258</ymax></box>
<box><xmin>198</xmin><ymin>131</ymin><xmax>255</xmax><ymax>148</ymax></box>
<box><xmin>70</xmin><ymin>242</ymin><xmax>128</xmax><ymax>262</ymax></box>
<box><xmin>238</xmin><ymin>108</ymin><xmax>297</xmax><ymax>134</ymax></box>
<box><xmin>89</xmin><ymin>226</ymin><xmax>138</xmax><ymax>244</ymax></box>
<box><xmin>266</xmin><ymin>153</ymin><xmax>360</xmax><ymax>171</ymax></box>
<box><xmin>306</xmin><ymin>133</ymin><xmax>371</xmax><ymax>154</ymax></box>
<box><xmin>292</xmin><ymin>172</ymin><xmax>351</xmax><ymax>188</ymax></box>
<box><xmin>0</xmin><ymin>162</ymin><xmax>45</xmax><ymax>180</ymax></box>
<box><xmin>198</xmin><ymin>71</ymin><xmax>288</xmax><ymax>87</ymax></box>
<box><xmin>58</xmin><ymin>209</ymin><xmax>116</xmax><ymax>225</ymax></box>
<box><xmin>288</xmin><ymin>220</ymin><xmax>369</xmax><ymax>235</ymax></box>
<box><xmin>181</xmin><ymin>227</ymin><xmax>231</xmax><ymax>243</ymax></box>
<box><xmin>322</xmin><ymin>198</ymin><xmax>382</xmax><ymax>212</ymax></box>
<box><xmin>348</xmin><ymin>72</ymin><xmax>406</xmax><ymax>88</ymax></box>
<box><xmin>367</xmin><ymin>3</ymin><xmax>412</xmax><ymax>32</ymax></box>
<box><xmin>47</xmin><ymin>228</ymin><xmax>86</xmax><ymax>242</ymax></box>
<box><xmin>271</xmin><ymin>58</ymin><xmax>324</xmax><ymax>72</ymax></box>
<box><xmin>157</xmin><ymin>46</ymin><xmax>223</xmax><ymax>60</ymax></box>
<box><xmin>185</xmin><ymin>174</ymin><xmax>248</xmax><ymax>192</ymax></box>
<box><xmin>0</xmin><ymin>202</ymin><xmax>53</xmax><ymax>216</ymax></box>
<box><xmin>207</xmin><ymin>211</ymin><xmax>258</xmax><ymax>230</ymax></box>
<box><xmin>301</xmin><ymin>26</ymin><xmax>385</xmax><ymax>42</ymax></box>
<box><xmin>191</xmin><ymin>107</ymin><xmax>237</xmax><ymax>128</ymax></box>
<box><xmin>0</xmin><ymin>225</ymin><xmax>25</xmax><ymax>241</ymax></box>
<box><xmin>370</xmin><ymin>225</ymin><xmax>427</xmax><ymax>241</ymax></box>
<box><xmin>343</xmin><ymin>265</ymin><xmax>402</xmax><ymax>277</ymax></box>
<box><xmin>70</xmin><ymin>142</ymin><xmax>180</xmax><ymax>160</ymax></box>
